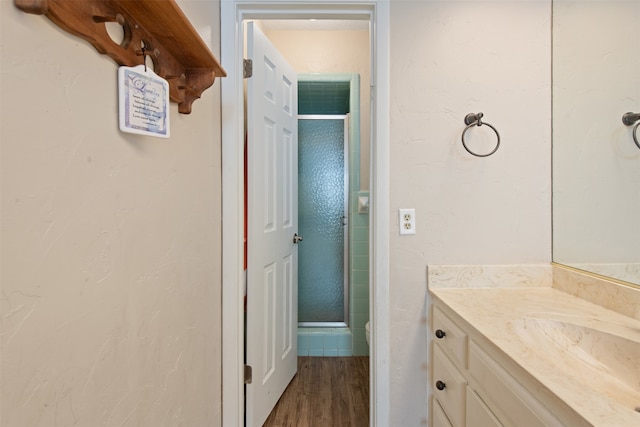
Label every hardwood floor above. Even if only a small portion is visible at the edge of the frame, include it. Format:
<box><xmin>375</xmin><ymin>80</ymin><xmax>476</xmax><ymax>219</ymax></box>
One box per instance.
<box><xmin>263</xmin><ymin>356</ymin><xmax>369</xmax><ymax>427</ymax></box>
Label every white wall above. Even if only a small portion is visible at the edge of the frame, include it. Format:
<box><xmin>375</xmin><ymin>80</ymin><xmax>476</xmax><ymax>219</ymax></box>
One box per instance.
<box><xmin>389</xmin><ymin>1</ymin><xmax>552</xmax><ymax>425</ymax></box>
<box><xmin>0</xmin><ymin>1</ymin><xmax>223</xmax><ymax>426</ymax></box>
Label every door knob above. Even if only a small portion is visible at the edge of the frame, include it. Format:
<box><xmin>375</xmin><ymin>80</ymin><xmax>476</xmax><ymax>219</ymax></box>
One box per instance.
<box><xmin>293</xmin><ymin>233</ymin><xmax>303</xmax><ymax>244</ymax></box>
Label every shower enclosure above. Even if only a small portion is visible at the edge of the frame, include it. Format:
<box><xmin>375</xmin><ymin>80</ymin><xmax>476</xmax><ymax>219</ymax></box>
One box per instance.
<box><xmin>296</xmin><ymin>73</ymin><xmax>369</xmax><ymax>357</ymax></box>
<box><xmin>297</xmin><ymin>116</ymin><xmax>349</xmax><ymax>327</ymax></box>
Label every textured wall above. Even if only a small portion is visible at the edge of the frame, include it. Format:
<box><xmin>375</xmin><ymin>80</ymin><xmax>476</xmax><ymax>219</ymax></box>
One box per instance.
<box><xmin>389</xmin><ymin>1</ymin><xmax>552</xmax><ymax>425</ymax></box>
<box><xmin>0</xmin><ymin>1</ymin><xmax>223</xmax><ymax>426</ymax></box>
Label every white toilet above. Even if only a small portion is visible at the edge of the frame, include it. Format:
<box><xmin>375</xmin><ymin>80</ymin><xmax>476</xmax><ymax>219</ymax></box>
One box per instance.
<box><xmin>365</xmin><ymin>321</ymin><xmax>370</xmax><ymax>346</ymax></box>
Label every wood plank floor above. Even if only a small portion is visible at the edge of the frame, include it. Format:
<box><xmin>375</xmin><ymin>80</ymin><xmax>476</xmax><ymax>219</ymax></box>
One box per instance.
<box><xmin>263</xmin><ymin>356</ymin><xmax>369</xmax><ymax>427</ymax></box>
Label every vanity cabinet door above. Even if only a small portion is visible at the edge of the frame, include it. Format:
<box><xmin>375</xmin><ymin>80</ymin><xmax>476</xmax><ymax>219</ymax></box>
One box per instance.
<box><xmin>433</xmin><ymin>306</ymin><xmax>468</xmax><ymax>368</ymax></box>
<box><xmin>433</xmin><ymin>344</ymin><xmax>467</xmax><ymax>427</ymax></box>
<box><xmin>468</xmin><ymin>341</ymin><xmax>563</xmax><ymax>427</ymax></box>
<box><xmin>433</xmin><ymin>398</ymin><xmax>455</xmax><ymax>427</ymax></box>
<box><xmin>466</xmin><ymin>386</ymin><xmax>503</xmax><ymax>427</ymax></box>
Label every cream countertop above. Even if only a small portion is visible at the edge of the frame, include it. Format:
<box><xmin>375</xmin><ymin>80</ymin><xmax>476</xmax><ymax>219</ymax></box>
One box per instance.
<box><xmin>430</xmin><ymin>286</ymin><xmax>640</xmax><ymax>427</ymax></box>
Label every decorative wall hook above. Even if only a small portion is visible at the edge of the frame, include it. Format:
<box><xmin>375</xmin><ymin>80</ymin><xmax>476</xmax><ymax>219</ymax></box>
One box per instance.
<box><xmin>14</xmin><ymin>0</ymin><xmax>226</xmax><ymax>114</ymax></box>
<box><xmin>139</xmin><ymin>45</ymin><xmax>148</xmax><ymax>72</ymax></box>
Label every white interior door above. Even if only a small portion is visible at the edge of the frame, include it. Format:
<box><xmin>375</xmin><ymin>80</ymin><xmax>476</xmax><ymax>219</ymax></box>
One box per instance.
<box><xmin>246</xmin><ymin>22</ymin><xmax>298</xmax><ymax>427</ymax></box>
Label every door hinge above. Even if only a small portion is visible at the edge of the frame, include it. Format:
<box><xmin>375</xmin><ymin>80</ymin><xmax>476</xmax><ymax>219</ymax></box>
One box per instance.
<box><xmin>244</xmin><ymin>364</ymin><xmax>252</xmax><ymax>384</ymax></box>
<box><xmin>243</xmin><ymin>59</ymin><xmax>253</xmax><ymax>78</ymax></box>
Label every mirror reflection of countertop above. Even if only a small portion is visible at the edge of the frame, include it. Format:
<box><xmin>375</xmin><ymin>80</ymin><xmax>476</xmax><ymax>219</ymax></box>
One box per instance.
<box><xmin>429</xmin><ymin>265</ymin><xmax>640</xmax><ymax>427</ymax></box>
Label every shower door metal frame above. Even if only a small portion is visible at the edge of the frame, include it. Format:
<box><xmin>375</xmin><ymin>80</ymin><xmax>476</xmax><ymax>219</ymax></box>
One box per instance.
<box><xmin>297</xmin><ymin>114</ymin><xmax>350</xmax><ymax>328</ymax></box>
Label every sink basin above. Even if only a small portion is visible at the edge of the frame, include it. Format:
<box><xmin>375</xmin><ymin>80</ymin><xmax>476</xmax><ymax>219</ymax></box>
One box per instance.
<box><xmin>510</xmin><ymin>313</ymin><xmax>640</xmax><ymax>411</ymax></box>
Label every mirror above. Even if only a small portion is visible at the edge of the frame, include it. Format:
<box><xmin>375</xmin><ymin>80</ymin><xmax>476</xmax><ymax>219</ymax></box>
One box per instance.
<box><xmin>552</xmin><ymin>0</ymin><xmax>640</xmax><ymax>286</ymax></box>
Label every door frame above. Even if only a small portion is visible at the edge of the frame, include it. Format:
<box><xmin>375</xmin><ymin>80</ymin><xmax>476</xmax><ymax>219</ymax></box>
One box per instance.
<box><xmin>220</xmin><ymin>1</ymin><xmax>390</xmax><ymax>425</ymax></box>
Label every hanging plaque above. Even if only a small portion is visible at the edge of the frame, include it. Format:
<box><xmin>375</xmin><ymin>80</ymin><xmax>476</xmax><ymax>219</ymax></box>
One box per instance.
<box><xmin>118</xmin><ymin>65</ymin><xmax>170</xmax><ymax>138</ymax></box>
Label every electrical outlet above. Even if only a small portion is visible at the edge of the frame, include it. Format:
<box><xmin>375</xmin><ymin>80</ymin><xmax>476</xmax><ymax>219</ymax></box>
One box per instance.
<box><xmin>399</xmin><ymin>208</ymin><xmax>416</xmax><ymax>235</ymax></box>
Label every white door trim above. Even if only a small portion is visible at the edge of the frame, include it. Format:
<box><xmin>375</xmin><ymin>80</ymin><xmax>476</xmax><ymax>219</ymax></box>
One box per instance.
<box><xmin>220</xmin><ymin>1</ymin><xmax>390</xmax><ymax>425</ymax></box>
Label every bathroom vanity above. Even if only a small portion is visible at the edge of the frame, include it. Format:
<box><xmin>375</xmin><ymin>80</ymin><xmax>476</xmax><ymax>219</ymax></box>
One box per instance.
<box><xmin>428</xmin><ymin>265</ymin><xmax>640</xmax><ymax>427</ymax></box>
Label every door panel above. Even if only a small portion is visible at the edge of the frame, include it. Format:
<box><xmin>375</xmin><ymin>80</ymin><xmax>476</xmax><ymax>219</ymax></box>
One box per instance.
<box><xmin>246</xmin><ymin>22</ymin><xmax>298</xmax><ymax>427</ymax></box>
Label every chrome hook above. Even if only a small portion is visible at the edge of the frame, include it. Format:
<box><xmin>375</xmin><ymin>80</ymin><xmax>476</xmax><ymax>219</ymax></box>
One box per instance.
<box><xmin>464</xmin><ymin>112</ymin><xmax>484</xmax><ymax>126</ymax></box>
<box><xmin>622</xmin><ymin>112</ymin><xmax>640</xmax><ymax>126</ymax></box>
<box><xmin>622</xmin><ymin>112</ymin><xmax>640</xmax><ymax>149</ymax></box>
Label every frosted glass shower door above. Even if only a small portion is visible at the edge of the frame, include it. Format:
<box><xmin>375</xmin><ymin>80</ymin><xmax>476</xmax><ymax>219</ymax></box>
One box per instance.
<box><xmin>298</xmin><ymin>117</ymin><xmax>349</xmax><ymax>325</ymax></box>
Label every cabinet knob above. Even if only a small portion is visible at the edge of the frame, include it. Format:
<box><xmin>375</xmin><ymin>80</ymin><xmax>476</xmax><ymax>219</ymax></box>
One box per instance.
<box><xmin>435</xmin><ymin>329</ymin><xmax>446</xmax><ymax>339</ymax></box>
<box><xmin>435</xmin><ymin>380</ymin><xmax>447</xmax><ymax>391</ymax></box>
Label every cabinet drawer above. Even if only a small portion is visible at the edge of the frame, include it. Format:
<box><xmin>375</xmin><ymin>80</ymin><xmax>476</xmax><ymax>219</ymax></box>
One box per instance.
<box><xmin>433</xmin><ymin>398</ymin><xmax>454</xmax><ymax>427</ymax></box>
<box><xmin>433</xmin><ymin>344</ymin><xmax>467</xmax><ymax>427</ymax></box>
<box><xmin>468</xmin><ymin>341</ymin><xmax>562</xmax><ymax>427</ymax></box>
<box><xmin>466</xmin><ymin>386</ymin><xmax>503</xmax><ymax>427</ymax></box>
<box><xmin>433</xmin><ymin>306</ymin><xmax>468</xmax><ymax>368</ymax></box>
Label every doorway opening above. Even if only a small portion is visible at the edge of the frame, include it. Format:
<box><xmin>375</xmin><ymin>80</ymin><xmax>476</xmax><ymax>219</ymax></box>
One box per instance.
<box><xmin>221</xmin><ymin>2</ymin><xmax>391</xmax><ymax>426</ymax></box>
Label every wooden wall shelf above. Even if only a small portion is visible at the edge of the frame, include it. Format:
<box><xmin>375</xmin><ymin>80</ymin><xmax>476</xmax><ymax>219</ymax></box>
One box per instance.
<box><xmin>15</xmin><ymin>0</ymin><xmax>226</xmax><ymax>114</ymax></box>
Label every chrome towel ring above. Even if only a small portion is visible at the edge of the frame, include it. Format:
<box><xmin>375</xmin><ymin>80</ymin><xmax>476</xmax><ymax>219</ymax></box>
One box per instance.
<box><xmin>622</xmin><ymin>112</ymin><xmax>640</xmax><ymax>149</ymax></box>
<box><xmin>461</xmin><ymin>112</ymin><xmax>500</xmax><ymax>157</ymax></box>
